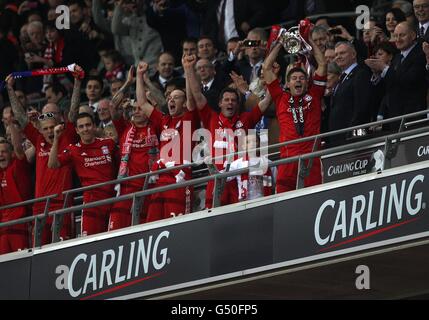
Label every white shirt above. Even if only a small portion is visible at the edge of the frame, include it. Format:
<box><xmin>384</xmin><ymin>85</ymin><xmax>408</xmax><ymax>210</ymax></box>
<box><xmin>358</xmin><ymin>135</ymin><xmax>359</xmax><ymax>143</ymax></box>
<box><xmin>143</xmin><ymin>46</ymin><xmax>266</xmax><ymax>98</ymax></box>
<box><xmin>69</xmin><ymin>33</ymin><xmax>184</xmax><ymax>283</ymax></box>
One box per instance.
<box><xmin>158</xmin><ymin>75</ymin><xmax>169</xmax><ymax>88</ymax></box>
<box><xmin>419</xmin><ymin>21</ymin><xmax>429</xmax><ymax>36</ymax></box>
<box><xmin>202</xmin><ymin>78</ymin><xmax>215</xmax><ymax>90</ymax></box>
<box><xmin>342</xmin><ymin>62</ymin><xmax>358</xmax><ymax>79</ymax></box>
<box><xmin>218</xmin><ymin>0</ymin><xmax>239</xmax><ymax>43</ymax></box>
<box><xmin>89</xmin><ymin>101</ymin><xmax>99</xmax><ymax>113</ymax></box>
<box><xmin>249</xmin><ymin>60</ymin><xmax>263</xmax><ymax>83</ymax></box>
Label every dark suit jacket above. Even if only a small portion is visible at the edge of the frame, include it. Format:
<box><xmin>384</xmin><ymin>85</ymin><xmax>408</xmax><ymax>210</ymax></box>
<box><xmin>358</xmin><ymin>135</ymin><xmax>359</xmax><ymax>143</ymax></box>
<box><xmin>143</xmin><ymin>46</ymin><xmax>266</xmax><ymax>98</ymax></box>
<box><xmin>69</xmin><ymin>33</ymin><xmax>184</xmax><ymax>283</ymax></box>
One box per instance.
<box><xmin>382</xmin><ymin>44</ymin><xmax>428</xmax><ymax>124</ymax></box>
<box><xmin>328</xmin><ymin>64</ymin><xmax>373</xmax><ymax>144</ymax></box>
<box><xmin>202</xmin><ymin>0</ymin><xmax>266</xmax><ymax>49</ymax></box>
<box><xmin>203</xmin><ymin>77</ymin><xmax>225</xmax><ymax>113</ymax></box>
<box><xmin>224</xmin><ymin>56</ymin><xmax>263</xmax><ymax>84</ymax></box>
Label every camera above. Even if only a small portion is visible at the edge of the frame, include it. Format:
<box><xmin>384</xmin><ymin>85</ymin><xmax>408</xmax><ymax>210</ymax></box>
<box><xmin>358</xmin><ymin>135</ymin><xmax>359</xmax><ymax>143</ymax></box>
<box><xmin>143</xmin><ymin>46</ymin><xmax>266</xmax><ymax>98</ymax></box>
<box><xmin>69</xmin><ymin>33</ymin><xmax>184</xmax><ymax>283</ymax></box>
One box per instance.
<box><xmin>243</xmin><ymin>40</ymin><xmax>261</xmax><ymax>47</ymax></box>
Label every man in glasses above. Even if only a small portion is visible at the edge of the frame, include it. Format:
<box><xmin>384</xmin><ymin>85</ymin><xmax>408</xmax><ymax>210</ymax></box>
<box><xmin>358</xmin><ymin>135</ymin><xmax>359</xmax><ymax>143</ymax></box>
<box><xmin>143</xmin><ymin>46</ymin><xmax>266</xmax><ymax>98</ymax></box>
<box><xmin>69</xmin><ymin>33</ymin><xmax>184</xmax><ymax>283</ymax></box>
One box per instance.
<box><xmin>5</xmin><ymin>65</ymin><xmax>84</xmax><ymax>245</ymax></box>
<box><xmin>414</xmin><ymin>0</ymin><xmax>429</xmax><ymax>41</ymax></box>
<box><xmin>48</xmin><ymin>113</ymin><xmax>117</xmax><ymax>236</ymax></box>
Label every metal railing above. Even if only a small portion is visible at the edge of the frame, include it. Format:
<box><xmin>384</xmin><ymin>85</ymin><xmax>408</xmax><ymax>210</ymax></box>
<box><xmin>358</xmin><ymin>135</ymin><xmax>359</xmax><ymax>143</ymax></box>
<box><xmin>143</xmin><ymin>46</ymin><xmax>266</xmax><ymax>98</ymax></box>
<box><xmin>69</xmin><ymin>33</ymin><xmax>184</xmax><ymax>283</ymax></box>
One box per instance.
<box><xmin>1</xmin><ymin>109</ymin><xmax>429</xmax><ymax>248</ymax></box>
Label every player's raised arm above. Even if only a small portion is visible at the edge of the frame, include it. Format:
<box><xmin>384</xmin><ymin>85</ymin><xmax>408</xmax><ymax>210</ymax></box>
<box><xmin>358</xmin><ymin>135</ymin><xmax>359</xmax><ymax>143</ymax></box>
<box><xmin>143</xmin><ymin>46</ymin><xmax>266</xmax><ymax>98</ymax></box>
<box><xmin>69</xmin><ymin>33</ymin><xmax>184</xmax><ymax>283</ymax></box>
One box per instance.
<box><xmin>47</xmin><ymin>124</ymin><xmax>65</xmax><ymax>169</ymax></box>
<box><xmin>183</xmin><ymin>54</ymin><xmax>207</xmax><ymax>110</ymax></box>
<box><xmin>68</xmin><ymin>64</ymin><xmax>84</xmax><ymax>123</ymax></box>
<box><xmin>308</xmin><ymin>34</ymin><xmax>327</xmax><ymax>77</ymax></box>
<box><xmin>5</xmin><ymin>75</ymin><xmax>28</xmax><ymax>128</ymax></box>
<box><xmin>136</xmin><ymin>61</ymin><xmax>154</xmax><ymax>117</ymax></box>
<box><xmin>262</xmin><ymin>42</ymin><xmax>282</xmax><ymax>85</ymax></box>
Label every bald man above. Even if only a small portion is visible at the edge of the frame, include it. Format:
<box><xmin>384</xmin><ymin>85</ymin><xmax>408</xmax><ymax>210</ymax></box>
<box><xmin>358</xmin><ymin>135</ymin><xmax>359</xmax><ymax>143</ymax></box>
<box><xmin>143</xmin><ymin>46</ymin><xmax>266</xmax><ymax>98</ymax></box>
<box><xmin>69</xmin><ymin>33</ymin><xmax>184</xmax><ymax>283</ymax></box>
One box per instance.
<box><xmin>366</xmin><ymin>22</ymin><xmax>429</xmax><ymax>129</ymax></box>
<box><xmin>328</xmin><ymin>41</ymin><xmax>372</xmax><ymax>145</ymax></box>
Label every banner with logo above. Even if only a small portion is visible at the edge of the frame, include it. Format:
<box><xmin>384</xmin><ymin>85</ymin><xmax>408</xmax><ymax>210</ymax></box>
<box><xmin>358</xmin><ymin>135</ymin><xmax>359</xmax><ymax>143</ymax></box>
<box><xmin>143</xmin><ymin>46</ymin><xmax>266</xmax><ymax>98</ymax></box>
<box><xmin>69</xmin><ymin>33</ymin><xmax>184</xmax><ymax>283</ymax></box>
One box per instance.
<box><xmin>322</xmin><ymin>134</ymin><xmax>429</xmax><ymax>183</ymax></box>
<box><xmin>22</xmin><ymin>163</ymin><xmax>428</xmax><ymax>299</ymax></box>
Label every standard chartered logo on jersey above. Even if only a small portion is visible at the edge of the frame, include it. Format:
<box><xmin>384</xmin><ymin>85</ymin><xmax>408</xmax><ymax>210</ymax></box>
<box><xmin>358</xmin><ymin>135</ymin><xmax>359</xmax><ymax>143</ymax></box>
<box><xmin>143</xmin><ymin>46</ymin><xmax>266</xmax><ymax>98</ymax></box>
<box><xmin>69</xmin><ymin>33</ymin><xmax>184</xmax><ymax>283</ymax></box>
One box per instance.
<box><xmin>55</xmin><ymin>231</ymin><xmax>171</xmax><ymax>298</ymax></box>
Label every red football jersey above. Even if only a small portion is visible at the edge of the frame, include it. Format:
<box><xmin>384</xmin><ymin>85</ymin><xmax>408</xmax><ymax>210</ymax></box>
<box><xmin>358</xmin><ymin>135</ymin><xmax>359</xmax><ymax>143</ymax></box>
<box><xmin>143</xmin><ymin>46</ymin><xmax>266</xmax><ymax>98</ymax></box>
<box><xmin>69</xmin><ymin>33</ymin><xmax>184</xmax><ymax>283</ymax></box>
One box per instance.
<box><xmin>267</xmin><ymin>74</ymin><xmax>327</xmax><ymax>156</ymax></box>
<box><xmin>149</xmin><ymin>109</ymin><xmax>199</xmax><ymax>182</ymax></box>
<box><xmin>115</xmin><ymin>119</ymin><xmax>159</xmax><ymax>188</ymax></box>
<box><xmin>58</xmin><ymin>138</ymin><xmax>117</xmax><ymax>197</ymax></box>
<box><xmin>0</xmin><ymin>157</ymin><xmax>32</xmax><ymax>222</ymax></box>
<box><xmin>198</xmin><ymin>103</ymin><xmax>263</xmax><ymax>170</ymax></box>
<box><xmin>24</xmin><ymin>122</ymin><xmax>77</xmax><ymax>213</ymax></box>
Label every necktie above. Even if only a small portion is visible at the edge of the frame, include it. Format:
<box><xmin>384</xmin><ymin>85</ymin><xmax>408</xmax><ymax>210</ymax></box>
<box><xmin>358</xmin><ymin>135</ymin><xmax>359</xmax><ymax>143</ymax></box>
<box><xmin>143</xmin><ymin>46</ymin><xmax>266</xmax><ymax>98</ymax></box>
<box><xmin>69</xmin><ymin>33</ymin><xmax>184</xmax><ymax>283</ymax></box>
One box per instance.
<box><xmin>420</xmin><ymin>26</ymin><xmax>426</xmax><ymax>39</ymax></box>
<box><xmin>333</xmin><ymin>73</ymin><xmax>347</xmax><ymax>96</ymax></box>
<box><xmin>218</xmin><ymin>0</ymin><xmax>227</xmax><ymax>46</ymax></box>
<box><xmin>250</xmin><ymin>65</ymin><xmax>259</xmax><ymax>83</ymax></box>
<box><xmin>203</xmin><ymin>85</ymin><xmax>209</xmax><ymax>93</ymax></box>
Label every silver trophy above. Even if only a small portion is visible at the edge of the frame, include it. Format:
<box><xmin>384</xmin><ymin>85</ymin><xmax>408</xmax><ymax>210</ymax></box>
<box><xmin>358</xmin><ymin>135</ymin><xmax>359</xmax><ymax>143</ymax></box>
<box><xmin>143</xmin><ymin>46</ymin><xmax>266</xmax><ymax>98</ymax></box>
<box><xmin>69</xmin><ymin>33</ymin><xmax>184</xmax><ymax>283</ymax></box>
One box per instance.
<box><xmin>277</xmin><ymin>26</ymin><xmax>312</xmax><ymax>55</ymax></box>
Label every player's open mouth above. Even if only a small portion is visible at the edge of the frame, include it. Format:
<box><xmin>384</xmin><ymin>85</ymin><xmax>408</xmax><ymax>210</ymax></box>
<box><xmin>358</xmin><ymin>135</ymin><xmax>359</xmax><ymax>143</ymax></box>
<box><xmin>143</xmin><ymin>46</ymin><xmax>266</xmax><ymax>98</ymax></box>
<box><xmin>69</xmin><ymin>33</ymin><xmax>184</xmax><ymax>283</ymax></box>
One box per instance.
<box><xmin>49</xmin><ymin>134</ymin><xmax>55</xmax><ymax>140</ymax></box>
<box><xmin>169</xmin><ymin>103</ymin><xmax>176</xmax><ymax>113</ymax></box>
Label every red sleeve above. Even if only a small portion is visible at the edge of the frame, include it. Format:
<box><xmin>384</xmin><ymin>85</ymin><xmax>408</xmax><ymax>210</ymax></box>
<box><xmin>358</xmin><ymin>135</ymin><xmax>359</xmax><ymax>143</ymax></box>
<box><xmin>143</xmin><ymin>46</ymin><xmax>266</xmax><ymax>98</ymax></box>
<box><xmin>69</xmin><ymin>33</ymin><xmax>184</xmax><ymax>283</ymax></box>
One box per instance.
<box><xmin>14</xmin><ymin>156</ymin><xmax>31</xmax><ymax>171</ymax></box>
<box><xmin>57</xmin><ymin>145</ymin><xmax>73</xmax><ymax>167</ymax></box>
<box><xmin>242</xmin><ymin>105</ymin><xmax>263</xmax><ymax>130</ymax></box>
<box><xmin>149</xmin><ymin>108</ymin><xmax>164</xmax><ymax>136</ymax></box>
<box><xmin>267</xmin><ymin>79</ymin><xmax>285</xmax><ymax>107</ymax></box>
<box><xmin>23</xmin><ymin>123</ymin><xmax>40</xmax><ymax>146</ymax></box>
<box><xmin>113</xmin><ymin>118</ymin><xmax>128</xmax><ymax>138</ymax></box>
<box><xmin>184</xmin><ymin>109</ymin><xmax>200</xmax><ymax>131</ymax></box>
<box><xmin>198</xmin><ymin>103</ymin><xmax>216</xmax><ymax>130</ymax></box>
<box><xmin>108</xmin><ymin>138</ymin><xmax>119</xmax><ymax>171</ymax></box>
<box><xmin>309</xmin><ymin>73</ymin><xmax>327</xmax><ymax>100</ymax></box>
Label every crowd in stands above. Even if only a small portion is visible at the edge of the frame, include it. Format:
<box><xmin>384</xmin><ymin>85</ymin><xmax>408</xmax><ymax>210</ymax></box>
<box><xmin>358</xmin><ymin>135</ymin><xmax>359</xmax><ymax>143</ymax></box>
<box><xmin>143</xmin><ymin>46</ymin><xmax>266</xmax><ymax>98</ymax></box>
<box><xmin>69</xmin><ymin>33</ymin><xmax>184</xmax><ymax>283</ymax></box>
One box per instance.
<box><xmin>1</xmin><ymin>0</ymin><xmax>429</xmax><ymax>254</ymax></box>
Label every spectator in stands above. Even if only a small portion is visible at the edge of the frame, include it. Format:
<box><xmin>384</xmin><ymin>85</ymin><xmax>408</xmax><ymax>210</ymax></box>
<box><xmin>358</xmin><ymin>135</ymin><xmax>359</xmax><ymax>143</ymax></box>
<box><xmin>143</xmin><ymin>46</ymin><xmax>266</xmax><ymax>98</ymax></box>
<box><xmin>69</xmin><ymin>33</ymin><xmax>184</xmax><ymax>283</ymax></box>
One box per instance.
<box><xmin>414</xmin><ymin>0</ymin><xmax>429</xmax><ymax>41</ymax></box>
<box><xmin>328</xmin><ymin>41</ymin><xmax>373</xmax><ymax>145</ymax></box>
<box><xmin>263</xmin><ymin>35</ymin><xmax>327</xmax><ymax>193</ymax></box>
<box><xmin>103</xmin><ymin>50</ymin><xmax>126</xmax><ymax>82</ymax></box>
<box><xmin>367</xmin><ymin>42</ymin><xmax>398</xmax><ymax>122</ymax></box>
<box><xmin>196</xmin><ymin>58</ymin><xmax>224</xmax><ymax>113</ymax></box>
<box><xmin>110</xmin><ymin>78</ymin><xmax>126</xmax><ymax>97</ymax></box>
<box><xmin>0</xmin><ymin>130</ymin><xmax>31</xmax><ymax>255</ymax></box>
<box><xmin>111</xmin><ymin>0</ymin><xmax>163</xmax><ymax>69</ymax></box>
<box><xmin>92</xmin><ymin>0</ymin><xmax>134</xmax><ymax>66</ymax></box>
<box><xmin>182</xmin><ymin>37</ymin><xmax>198</xmax><ymax>56</ymax></box>
<box><xmin>325</xmin><ymin>44</ymin><xmax>336</xmax><ymax>63</ymax></box>
<box><xmin>150</xmin><ymin>52</ymin><xmax>181</xmax><ymax>91</ymax></box>
<box><xmin>146</xmin><ymin>0</ymin><xmax>188</xmax><ymax>62</ymax></box>
<box><xmin>197</xmin><ymin>36</ymin><xmax>226</xmax><ymax>81</ymax></box>
<box><xmin>44</xmin><ymin>82</ymin><xmax>70</xmax><ymax>117</ymax></box>
<box><xmin>85</xmin><ymin>75</ymin><xmax>104</xmax><ymax>112</ymax></box>
<box><xmin>137</xmin><ymin>60</ymin><xmax>199</xmax><ymax>221</ymax></box>
<box><xmin>0</xmin><ymin>26</ymin><xmax>19</xmax><ymax>82</ymax></box>
<box><xmin>64</xmin><ymin>0</ymin><xmax>101</xmax><ymax>72</ymax></box>
<box><xmin>393</xmin><ymin>0</ymin><xmax>416</xmax><ymax>24</ymax></box>
<box><xmin>5</xmin><ymin>66</ymin><xmax>84</xmax><ymax>245</ymax></box>
<box><xmin>185</xmin><ymin>54</ymin><xmax>272</xmax><ymax>208</ymax></box>
<box><xmin>226</xmin><ymin>28</ymin><xmax>268</xmax><ymax>85</ymax></box>
<box><xmin>311</xmin><ymin>26</ymin><xmax>330</xmax><ymax>54</ymax></box>
<box><xmin>385</xmin><ymin>8</ymin><xmax>407</xmax><ymax>43</ymax></box>
<box><xmin>365</xmin><ymin>22</ymin><xmax>429</xmax><ymax>129</ymax></box>
<box><xmin>23</xmin><ymin>20</ymin><xmax>46</xmax><ymax>95</ymax></box>
<box><xmin>48</xmin><ymin>112</ymin><xmax>117</xmax><ymax>237</ymax></box>
<box><xmin>321</xmin><ymin>62</ymin><xmax>342</xmax><ymax>134</ymax></box>
<box><xmin>202</xmin><ymin>0</ymin><xmax>267</xmax><ymax>51</ymax></box>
